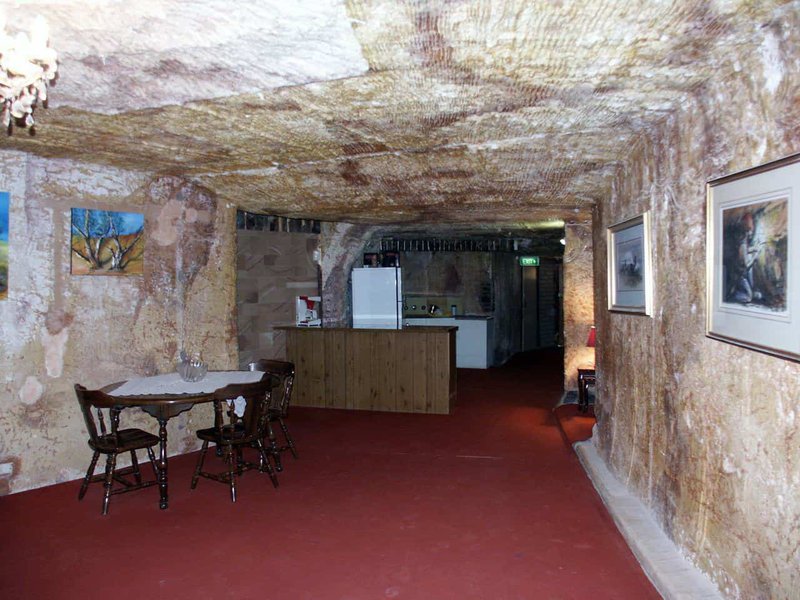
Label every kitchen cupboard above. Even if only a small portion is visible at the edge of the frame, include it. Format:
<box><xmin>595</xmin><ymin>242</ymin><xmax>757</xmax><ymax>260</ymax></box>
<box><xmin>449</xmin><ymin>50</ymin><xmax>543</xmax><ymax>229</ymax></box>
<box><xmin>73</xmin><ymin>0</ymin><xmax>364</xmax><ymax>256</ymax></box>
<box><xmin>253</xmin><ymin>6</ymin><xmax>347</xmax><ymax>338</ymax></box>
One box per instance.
<box><xmin>403</xmin><ymin>316</ymin><xmax>493</xmax><ymax>369</ymax></box>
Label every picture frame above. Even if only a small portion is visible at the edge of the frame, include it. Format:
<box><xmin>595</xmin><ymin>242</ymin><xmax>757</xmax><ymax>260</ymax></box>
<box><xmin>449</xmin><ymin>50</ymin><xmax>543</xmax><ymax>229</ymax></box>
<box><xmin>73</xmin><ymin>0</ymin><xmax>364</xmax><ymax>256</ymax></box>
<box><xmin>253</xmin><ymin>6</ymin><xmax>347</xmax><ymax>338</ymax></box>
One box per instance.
<box><xmin>706</xmin><ymin>153</ymin><xmax>800</xmax><ymax>361</ymax></box>
<box><xmin>70</xmin><ymin>208</ymin><xmax>145</xmax><ymax>276</ymax></box>
<box><xmin>0</xmin><ymin>191</ymin><xmax>8</xmax><ymax>301</ymax></box>
<box><xmin>607</xmin><ymin>211</ymin><xmax>653</xmax><ymax>315</ymax></box>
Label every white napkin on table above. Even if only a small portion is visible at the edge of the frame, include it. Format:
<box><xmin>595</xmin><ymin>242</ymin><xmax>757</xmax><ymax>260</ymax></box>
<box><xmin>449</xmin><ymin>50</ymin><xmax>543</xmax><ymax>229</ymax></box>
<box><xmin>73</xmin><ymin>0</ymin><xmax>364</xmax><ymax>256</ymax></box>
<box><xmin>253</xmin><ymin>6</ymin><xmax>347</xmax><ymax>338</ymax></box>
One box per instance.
<box><xmin>229</xmin><ymin>395</ymin><xmax>246</xmax><ymax>417</ymax></box>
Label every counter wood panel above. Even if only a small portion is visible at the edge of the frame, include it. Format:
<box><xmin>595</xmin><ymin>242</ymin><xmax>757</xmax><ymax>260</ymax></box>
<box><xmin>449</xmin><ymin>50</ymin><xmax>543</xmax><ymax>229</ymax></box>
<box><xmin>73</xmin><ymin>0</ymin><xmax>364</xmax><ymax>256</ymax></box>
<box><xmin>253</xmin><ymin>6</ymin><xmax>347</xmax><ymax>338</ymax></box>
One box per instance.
<box><xmin>277</xmin><ymin>326</ymin><xmax>456</xmax><ymax>414</ymax></box>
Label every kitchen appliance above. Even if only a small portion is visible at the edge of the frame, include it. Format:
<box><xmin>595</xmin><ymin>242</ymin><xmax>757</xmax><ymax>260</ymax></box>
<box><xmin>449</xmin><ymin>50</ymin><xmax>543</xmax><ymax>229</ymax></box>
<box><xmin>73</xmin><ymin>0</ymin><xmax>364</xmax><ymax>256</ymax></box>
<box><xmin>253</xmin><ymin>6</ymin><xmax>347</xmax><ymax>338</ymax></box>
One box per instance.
<box><xmin>296</xmin><ymin>296</ymin><xmax>321</xmax><ymax>327</ymax></box>
<box><xmin>351</xmin><ymin>266</ymin><xmax>403</xmax><ymax>329</ymax></box>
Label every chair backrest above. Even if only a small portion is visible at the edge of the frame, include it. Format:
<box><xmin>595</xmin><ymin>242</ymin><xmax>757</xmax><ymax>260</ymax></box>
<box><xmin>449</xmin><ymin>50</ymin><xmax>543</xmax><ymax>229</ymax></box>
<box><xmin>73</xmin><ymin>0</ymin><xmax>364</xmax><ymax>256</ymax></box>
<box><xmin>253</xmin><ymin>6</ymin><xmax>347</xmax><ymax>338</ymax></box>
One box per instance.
<box><xmin>212</xmin><ymin>378</ymin><xmax>274</xmax><ymax>441</ymax></box>
<box><xmin>248</xmin><ymin>359</ymin><xmax>295</xmax><ymax>416</ymax></box>
<box><xmin>74</xmin><ymin>384</ymin><xmax>121</xmax><ymax>444</ymax></box>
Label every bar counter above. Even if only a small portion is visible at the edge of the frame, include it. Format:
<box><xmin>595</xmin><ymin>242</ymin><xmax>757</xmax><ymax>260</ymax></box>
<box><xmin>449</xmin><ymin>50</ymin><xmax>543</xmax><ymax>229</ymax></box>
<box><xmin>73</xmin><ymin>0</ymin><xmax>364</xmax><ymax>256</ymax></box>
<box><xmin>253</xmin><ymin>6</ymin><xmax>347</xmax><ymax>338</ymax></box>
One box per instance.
<box><xmin>276</xmin><ymin>325</ymin><xmax>457</xmax><ymax>414</ymax></box>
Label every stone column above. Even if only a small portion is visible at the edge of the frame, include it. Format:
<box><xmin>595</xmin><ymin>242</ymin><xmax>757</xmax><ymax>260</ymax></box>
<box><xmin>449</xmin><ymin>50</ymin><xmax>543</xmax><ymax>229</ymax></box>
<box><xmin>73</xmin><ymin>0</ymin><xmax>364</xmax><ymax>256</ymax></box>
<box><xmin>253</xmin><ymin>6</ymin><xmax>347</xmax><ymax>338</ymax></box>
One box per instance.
<box><xmin>318</xmin><ymin>222</ymin><xmax>382</xmax><ymax>326</ymax></box>
<box><xmin>562</xmin><ymin>219</ymin><xmax>594</xmax><ymax>390</ymax></box>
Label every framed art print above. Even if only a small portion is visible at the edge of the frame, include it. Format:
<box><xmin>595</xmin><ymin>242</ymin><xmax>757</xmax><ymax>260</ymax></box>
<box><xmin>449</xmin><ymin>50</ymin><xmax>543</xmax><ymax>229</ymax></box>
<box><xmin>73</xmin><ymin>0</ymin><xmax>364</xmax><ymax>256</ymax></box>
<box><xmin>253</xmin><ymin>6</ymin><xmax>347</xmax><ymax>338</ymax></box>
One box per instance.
<box><xmin>607</xmin><ymin>211</ymin><xmax>653</xmax><ymax>315</ymax></box>
<box><xmin>0</xmin><ymin>191</ymin><xmax>8</xmax><ymax>300</ymax></box>
<box><xmin>70</xmin><ymin>208</ymin><xmax>145</xmax><ymax>275</ymax></box>
<box><xmin>706</xmin><ymin>153</ymin><xmax>800</xmax><ymax>360</ymax></box>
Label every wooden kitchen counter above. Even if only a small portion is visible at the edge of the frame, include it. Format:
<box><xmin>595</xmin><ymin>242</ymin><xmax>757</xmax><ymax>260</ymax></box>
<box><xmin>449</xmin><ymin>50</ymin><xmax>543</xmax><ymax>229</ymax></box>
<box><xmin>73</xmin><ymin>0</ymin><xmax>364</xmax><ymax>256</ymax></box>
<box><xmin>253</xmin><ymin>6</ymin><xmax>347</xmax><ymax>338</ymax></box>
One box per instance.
<box><xmin>276</xmin><ymin>326</ymin><xmax>457</xmax><ymax>414</ymax></box>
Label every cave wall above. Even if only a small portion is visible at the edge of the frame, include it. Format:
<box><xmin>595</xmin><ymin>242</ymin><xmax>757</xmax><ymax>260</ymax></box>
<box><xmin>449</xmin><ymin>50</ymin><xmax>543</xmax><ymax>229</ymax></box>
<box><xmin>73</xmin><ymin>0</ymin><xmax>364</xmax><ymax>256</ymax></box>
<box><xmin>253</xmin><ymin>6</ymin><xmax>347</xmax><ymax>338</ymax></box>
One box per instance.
<box><xmin>399</xmin><ymin>250</ymin><xmax>522</xmax><ymax>365</ymax></box>
<box><xmin>563</xmin><ymin>221</ymin><xmax>595</xmax><ymax>389</ymax></box>
<box><xmin>593</xmin><ymin>8</ymin><xmax>800</xmax><ymax>598</ymax></box>
<box><xmin>0</xmin><ymin>151</ymin><xmax>237</xmax><ymax>494</ymax></box>
<box><xmin>318</xmin><ymin>222</ymin><xmax>383</xmax><ymax>326</ymax></box>
<box><xmin>400</xmin><ymin>251</ymin><xmax>494</xmax><ymax>316</ymax></box>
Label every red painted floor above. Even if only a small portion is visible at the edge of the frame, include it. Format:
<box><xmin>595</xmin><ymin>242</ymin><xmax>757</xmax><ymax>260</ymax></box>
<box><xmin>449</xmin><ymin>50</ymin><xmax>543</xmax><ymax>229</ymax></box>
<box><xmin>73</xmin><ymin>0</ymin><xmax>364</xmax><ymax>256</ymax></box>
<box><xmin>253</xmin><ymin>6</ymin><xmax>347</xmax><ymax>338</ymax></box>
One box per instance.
<box><xmin>0</xmin><ymin>349</ymin><xmax>658</xmax><ymax>599</ymax></box>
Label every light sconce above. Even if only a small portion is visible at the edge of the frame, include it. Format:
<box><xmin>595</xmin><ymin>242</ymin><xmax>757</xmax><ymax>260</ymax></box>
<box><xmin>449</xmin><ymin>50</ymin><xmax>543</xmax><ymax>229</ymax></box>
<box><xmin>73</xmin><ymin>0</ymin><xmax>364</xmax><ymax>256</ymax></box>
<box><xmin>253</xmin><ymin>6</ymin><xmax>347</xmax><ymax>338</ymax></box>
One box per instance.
<box><xmin>586</xmin><ymin>325</ymin><xmax>596</xmax><ymax>348</ymax></box>
<box><xmin>0</xmin><ymin>14</ymin><xmax>58</xmax><ymax>134</ymax></box>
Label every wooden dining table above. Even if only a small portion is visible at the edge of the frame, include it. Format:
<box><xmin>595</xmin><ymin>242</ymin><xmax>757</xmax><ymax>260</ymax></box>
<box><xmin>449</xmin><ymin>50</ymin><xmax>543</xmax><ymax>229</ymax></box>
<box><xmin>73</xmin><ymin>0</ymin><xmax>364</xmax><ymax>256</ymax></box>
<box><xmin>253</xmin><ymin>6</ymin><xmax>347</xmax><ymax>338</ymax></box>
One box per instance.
<box><xmin>104</xmin><ymin>370</ymin><xmax>271</xmax><ymax>509</ymax></box>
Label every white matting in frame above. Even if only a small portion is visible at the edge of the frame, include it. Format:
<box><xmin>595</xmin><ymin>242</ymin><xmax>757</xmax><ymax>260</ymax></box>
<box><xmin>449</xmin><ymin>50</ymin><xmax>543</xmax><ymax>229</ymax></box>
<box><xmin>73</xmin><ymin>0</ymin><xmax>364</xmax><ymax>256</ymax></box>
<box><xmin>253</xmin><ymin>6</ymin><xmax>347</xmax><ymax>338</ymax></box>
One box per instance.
<box><xmin>706</xmin><ymin>153</ymin><xmax>800</xmax><ymax>360</ymax></box>
<box><xmin>607</xmin><ymin>211</ymin><xmax>653</xmax><ymax>315</ymax></box>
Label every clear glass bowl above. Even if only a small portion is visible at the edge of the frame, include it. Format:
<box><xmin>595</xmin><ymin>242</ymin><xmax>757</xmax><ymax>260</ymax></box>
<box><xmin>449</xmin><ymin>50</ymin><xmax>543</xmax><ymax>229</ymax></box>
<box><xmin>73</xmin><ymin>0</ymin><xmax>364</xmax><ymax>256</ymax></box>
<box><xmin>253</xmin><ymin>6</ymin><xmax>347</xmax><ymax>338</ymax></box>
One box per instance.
<box><xmin>176</xmin><ymin>356</ymin><xmax>208</xmax><ymax>382</ymax></box>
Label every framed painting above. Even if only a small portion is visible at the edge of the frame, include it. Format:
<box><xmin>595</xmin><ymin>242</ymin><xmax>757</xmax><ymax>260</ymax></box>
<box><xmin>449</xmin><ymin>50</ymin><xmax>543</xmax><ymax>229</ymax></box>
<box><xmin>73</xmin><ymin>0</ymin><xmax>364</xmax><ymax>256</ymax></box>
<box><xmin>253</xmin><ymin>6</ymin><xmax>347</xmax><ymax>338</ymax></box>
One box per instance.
<box><xmin>70</xmin><ymin>208</ymin><xmax>145</xmax><ymax>276</ymax></box>
<box><xmin>607</xmin><ymin>211</ymin><xmax>653</xmax><ymax>315</ymax></box>
<box><xmin>0</xmin><ymin>191</ymin><xmax>8</xmax><ymax>300</ymax></box>
<box><xmin>706</xmin><ymin>153</ymin><xmax>800</xmax><ymax>360</ymax></box>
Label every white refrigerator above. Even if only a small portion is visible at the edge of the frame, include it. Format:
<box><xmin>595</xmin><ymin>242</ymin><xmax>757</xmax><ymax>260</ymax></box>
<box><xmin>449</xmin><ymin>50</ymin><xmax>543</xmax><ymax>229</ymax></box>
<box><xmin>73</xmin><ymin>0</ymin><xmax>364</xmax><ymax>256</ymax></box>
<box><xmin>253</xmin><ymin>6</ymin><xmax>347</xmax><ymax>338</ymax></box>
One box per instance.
<box><xmin>352</xmin><ymin>267</ymin><xmax>403</xmax><ymax>329</ymax></box>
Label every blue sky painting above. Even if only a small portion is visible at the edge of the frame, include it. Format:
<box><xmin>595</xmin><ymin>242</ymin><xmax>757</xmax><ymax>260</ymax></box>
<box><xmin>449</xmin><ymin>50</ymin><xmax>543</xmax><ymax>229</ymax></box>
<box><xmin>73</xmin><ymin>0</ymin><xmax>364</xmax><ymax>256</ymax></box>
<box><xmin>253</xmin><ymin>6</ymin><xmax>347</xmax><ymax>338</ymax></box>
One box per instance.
<box><xmin>1</xmin><ymin>191</ymin><xmax>8</xmax><ymax>300</ymax></box>
<box><xmin>70</xmin><ymin>208</ymin><xmax>145</xmax><ymax>275</ymax></box>
<box><xmin>0</xmin><ymin>191</ymin><xmax>8</xmax><ymax>242</ymax></box>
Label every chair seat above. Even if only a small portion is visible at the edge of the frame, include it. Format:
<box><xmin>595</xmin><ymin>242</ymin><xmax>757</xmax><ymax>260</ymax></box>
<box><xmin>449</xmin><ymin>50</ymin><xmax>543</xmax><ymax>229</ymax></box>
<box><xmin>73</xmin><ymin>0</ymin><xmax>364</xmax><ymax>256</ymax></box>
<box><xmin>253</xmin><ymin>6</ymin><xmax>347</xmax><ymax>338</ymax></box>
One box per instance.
<box><xmin>90</xmin><ymin>428</ymin><xmax>160</xmax><ymax>453</ymax></box>
<box><xmin>196</xmin><ymin>425</ymin><xmax>250</xmax><ymax>444</ymax></box>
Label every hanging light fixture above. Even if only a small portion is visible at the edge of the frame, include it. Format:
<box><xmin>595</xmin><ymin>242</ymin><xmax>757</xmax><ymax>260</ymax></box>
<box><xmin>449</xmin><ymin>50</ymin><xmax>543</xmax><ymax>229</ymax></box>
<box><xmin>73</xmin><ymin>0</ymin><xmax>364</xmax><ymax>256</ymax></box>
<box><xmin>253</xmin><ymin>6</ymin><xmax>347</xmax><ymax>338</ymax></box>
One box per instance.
<box><xmin>0</xmin><ymin>14</ymin><xmax>58</xmax><ymax>134</ymax></box>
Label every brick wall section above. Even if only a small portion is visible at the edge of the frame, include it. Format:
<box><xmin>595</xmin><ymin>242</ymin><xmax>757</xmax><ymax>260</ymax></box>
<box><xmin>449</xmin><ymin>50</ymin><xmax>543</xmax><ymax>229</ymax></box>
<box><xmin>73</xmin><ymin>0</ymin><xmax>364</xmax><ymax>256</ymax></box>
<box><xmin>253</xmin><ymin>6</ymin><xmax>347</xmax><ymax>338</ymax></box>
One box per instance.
<box><xmin>237</xmin><ymin>231</ymin><xmax>319</xmax><ymax>367</ymax></box>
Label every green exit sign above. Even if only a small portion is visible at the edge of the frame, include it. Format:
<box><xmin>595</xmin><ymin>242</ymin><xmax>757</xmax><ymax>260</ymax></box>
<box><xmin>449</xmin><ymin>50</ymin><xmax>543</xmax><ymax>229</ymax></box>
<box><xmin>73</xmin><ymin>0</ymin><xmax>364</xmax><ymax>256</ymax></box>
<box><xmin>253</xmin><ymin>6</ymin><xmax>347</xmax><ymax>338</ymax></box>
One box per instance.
<box><xmin>519</xmin><ymin>256</ymin><xmax>540</xmax><ymax>267</ymax></box>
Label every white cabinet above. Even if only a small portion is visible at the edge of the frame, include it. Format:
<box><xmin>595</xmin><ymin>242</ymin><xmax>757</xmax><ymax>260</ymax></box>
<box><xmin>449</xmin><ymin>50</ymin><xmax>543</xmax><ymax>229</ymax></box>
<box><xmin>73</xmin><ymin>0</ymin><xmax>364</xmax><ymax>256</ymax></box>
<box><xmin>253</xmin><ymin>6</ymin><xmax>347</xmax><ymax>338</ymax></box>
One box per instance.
<box><xmin>403</xmin><ymin>317</ymin><xmax>493</xmax><ymax>369</ymax></box>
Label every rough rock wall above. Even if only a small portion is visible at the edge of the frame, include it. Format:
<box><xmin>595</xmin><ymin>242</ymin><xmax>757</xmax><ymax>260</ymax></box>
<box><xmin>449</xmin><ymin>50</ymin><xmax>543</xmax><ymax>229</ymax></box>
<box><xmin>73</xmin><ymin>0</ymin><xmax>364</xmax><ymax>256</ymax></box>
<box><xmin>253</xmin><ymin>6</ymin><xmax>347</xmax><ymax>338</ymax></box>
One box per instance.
<box><xmin>593</xmin><ymin>8</ymin><xmax>800</xmax><ymax>598</ymax></box>
<box><xmin>0</xmin><ymin>152</ymin><xmax>237</xmax><ymax>493</ymax></box>
<box><xmin>401</xmin><ymin>251</ymin><xmax>493</xmax><ymax>315</ymax></box>
<box><xmin>318</xmin><ymin>222</ymin><xmax>383</xmax><ymax>326</ymax></box>
<box><xmin>563</xmin><ymin>221</ymin><xmax>595</xmax><ymax>389</ymax></box>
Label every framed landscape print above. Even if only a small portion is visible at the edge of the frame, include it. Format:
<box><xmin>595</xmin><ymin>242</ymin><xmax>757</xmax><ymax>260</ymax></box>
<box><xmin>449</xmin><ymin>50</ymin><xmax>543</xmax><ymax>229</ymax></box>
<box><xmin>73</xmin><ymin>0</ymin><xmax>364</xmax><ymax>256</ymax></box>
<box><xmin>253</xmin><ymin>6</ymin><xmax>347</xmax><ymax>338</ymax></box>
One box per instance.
<box><xmin>0</xmin><ymin>191</ymin><xmax>8</xmax><ymax>300</ymax></box>
<box><xmin>607</xmin><ymin>211</ymin><xmax>653</xmax><ymax>315</ymax></box>
<box><xmin>706</xmin><ymin>153</ymin><xmax>800</xmax><ymax>360</ymax></box>
<box><xmin>70</xmin><ymin>208</ymin><xmax>145</xmax><ymax>275</ymax></box>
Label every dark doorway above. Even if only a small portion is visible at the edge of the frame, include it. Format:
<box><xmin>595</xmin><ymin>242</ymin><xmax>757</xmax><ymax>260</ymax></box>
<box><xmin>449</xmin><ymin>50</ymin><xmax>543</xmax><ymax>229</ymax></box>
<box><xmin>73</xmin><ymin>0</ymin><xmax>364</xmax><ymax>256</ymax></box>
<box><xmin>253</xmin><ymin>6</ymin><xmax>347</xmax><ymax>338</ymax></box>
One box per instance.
<box><xmin>521</xmin><ymin>259</ymin><xmax>562</xmax><ymax>350</ymax></box>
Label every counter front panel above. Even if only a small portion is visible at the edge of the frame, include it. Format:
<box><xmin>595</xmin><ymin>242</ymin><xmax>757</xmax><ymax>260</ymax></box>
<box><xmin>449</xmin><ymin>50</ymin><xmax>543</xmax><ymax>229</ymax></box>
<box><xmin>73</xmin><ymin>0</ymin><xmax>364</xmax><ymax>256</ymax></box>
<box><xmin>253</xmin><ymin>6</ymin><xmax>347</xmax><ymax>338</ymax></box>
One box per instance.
<box><xmin>276</xmin><ymin>326</ymin><xmax>456</xmax><ymax>414</ymax></box>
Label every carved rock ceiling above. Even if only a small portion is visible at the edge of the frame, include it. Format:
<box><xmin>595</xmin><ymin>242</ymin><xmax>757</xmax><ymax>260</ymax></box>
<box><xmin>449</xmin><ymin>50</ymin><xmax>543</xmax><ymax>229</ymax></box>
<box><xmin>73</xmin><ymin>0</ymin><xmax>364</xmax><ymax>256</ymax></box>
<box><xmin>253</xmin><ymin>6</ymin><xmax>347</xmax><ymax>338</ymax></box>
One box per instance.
<box><xmin>0</xmin><ymin>0</ymin><xmax>788</xmax><ymax>225</ymax></box>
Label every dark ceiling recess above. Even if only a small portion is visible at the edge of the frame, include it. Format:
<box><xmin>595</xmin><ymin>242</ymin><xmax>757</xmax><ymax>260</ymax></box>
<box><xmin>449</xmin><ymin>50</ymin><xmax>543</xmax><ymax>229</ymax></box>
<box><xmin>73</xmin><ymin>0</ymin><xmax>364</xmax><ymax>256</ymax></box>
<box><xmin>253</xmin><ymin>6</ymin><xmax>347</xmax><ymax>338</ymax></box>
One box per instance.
<box><xmin>237</xmin><ymin>211</ymin><xmax>321</xmax><ymax>234</ymax></box>
<box><xmin>379</xmin><ymin>231</ymin><xmax>564</xmax><ymax>256</ymax></box>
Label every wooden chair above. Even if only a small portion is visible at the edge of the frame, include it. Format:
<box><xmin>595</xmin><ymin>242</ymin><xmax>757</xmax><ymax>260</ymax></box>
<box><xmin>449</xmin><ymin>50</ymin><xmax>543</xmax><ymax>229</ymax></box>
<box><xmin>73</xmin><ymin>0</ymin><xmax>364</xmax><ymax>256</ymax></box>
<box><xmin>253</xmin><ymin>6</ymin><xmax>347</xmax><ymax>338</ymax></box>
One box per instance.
<box><xmin>75</xmin><ymin>384</ymin><xmax>160</xmax><ymax>515</ymax></box>
<box><xmin>190</xmin><ymin>379</ymin><xmax>279</xmax><ymax>502</ymax></box>
<box><xmin>248</xmin><ymin>359</ymin><xmax>297</xmax><ymax>472</ymax></box>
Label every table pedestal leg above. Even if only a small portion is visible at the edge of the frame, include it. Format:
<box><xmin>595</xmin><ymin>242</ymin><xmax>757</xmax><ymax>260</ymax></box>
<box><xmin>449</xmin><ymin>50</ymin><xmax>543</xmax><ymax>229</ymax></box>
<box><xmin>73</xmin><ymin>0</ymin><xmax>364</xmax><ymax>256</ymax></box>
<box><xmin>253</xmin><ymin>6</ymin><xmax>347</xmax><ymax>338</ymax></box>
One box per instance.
<box><xmin>157</xmin><ymin>417</ymin><xmax>169</xmax><ymax>509</ymax></box>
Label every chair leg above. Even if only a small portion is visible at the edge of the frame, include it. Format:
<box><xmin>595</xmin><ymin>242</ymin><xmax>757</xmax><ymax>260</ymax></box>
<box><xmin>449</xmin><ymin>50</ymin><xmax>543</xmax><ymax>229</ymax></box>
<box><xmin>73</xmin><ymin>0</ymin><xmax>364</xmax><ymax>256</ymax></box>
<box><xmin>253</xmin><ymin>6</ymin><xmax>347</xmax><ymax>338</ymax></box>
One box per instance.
<box><xmin>191</xmin><ymin>440</ymin><xmax>209</xmax><ymax>490</ymax></box>
<box><xmin>256</xmin><ymin>439</ymin><xmax>279</xmax><ymax>488</ymax></box>
<box><xmin>225</xmin><ymin>445</ymin><xmax>237</xmax><ymax>503</ymax></box>
<box><xmin>278</xmin><ymin>417</ymin><xmax>298</xmax><ymax>459</ymax></box>
<box><xmin>78</xmin><ymin>451</ymin><xmax>100</xmax><ymax>500</ymax></box>
<box><xmin>265</xmin><ymin>421</ymin><xmax>283</xmax><ymax>472</ymax></box>
<box><xmin>130</xmin><ymin>450</ymin><xmax>142</xmax><ymax>484</ymax></box>
<box><xmin>146</xmin><ymin>446</ymin><xmax>159</xmax><ymax>479</ymax></box>
<box><xmin>235</xmin><ymin>446</ymin><xmax>246</xmax><ymax>475</ymax></box>
<box><xmin>102</xmin><ymin>453</ymin><xmax>117</xmax><ymax>515</ymax></box>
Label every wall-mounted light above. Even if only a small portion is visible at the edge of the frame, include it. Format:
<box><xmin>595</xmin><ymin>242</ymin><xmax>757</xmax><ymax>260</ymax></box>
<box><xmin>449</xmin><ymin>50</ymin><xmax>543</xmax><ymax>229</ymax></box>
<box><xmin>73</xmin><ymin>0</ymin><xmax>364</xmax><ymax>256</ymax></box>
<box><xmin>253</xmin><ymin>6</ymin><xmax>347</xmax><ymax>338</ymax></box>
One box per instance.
<box><xmin>559</xmin><ymin>237</ymin><xmax>566</xmax><ymax>245</ymax></box>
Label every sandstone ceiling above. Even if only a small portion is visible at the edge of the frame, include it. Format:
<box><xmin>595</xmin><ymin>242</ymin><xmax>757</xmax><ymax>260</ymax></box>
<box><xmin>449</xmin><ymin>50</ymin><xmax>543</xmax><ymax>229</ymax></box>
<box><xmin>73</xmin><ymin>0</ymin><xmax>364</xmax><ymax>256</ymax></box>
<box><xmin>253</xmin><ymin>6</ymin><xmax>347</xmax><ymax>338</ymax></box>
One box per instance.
<box><xmin>0</xmin><ymin>0</ymin><xmax>793</xmax><ymax>226</ymax></box>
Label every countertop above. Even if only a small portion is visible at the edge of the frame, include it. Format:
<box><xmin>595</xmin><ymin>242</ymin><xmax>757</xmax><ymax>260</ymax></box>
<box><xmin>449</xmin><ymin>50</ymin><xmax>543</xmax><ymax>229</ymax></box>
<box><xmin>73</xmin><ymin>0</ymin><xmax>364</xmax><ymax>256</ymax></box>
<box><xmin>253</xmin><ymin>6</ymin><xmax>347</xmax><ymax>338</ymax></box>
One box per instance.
<box><xmin>403</xmin><ymin>315</ymin><xmax>493</xmax><ymax>321</ymax></box>
<box><xmin>275</xmin><ymin>325</ymin><xmax>458</xmax><ymax>333</ymax></box>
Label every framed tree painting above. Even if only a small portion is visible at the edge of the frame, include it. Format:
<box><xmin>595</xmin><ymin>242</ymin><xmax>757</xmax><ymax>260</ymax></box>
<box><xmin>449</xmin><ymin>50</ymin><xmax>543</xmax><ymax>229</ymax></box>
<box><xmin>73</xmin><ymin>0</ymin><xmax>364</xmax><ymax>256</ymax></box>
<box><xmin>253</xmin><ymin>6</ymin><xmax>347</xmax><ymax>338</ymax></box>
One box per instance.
<box><xmin>70</xmin><ymin>208</ymin><xmax>145</xmax><ymax>275</ymax></box>
<box><xmin>607</xmin><ymin>211</ymin><xmax>653</xmax><ymax>315</ymax></box>
<box><xmin>706</xmin><ymin>153</ymin><xmax>800</xmax><ymax>360</ymax></box>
